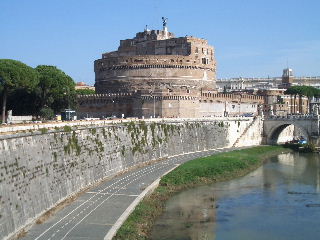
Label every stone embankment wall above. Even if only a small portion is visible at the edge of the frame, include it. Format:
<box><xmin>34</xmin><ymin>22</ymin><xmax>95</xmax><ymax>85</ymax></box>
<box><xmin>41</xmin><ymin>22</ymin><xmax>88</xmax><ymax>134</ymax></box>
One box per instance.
<box><xmin>0</xmin><ymin>117</ymin><xmax>263</xmax><ymax>239</ymax></box>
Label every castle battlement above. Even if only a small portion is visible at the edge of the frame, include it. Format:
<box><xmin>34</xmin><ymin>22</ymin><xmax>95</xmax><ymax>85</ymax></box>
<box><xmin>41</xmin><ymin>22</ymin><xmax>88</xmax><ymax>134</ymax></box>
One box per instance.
<box><xmin>95</xmin><ymin>18</ymin><xmax>216</xmax><ymax>94</ymax></box>
<box><xmin>200</xmin><ymin>93</ymin><xmax>264</xmax><ymax>103</ymax></box>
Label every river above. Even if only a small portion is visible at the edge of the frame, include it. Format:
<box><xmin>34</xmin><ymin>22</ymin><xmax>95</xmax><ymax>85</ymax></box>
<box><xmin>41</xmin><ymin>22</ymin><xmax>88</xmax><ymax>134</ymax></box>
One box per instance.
<box><xmin>150</xmin><ymin>152</ymin><xmax>320</xmax><ymax>240</ymax></box>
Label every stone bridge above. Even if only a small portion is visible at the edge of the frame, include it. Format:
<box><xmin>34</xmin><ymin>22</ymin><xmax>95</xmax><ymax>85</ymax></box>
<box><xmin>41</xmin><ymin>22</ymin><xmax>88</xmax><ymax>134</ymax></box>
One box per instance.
<box><xmin>263</xmin><ymin>114</ymin><xmax>320</xmax><ymax>144</ymax></box>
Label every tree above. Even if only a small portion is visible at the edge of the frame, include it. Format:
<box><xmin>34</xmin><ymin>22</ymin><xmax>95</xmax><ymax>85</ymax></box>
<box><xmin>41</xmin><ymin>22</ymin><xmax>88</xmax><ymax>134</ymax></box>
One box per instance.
<box><xmin>35</xmin><ymin>65</ymin><xmax>76</xmax><ymax>114</ymax></box>
<box><xmin>285</xmin><ymin>86</ymin><xmax>320</xmax><ymax>113</ymax></box>
<box><xmin>223</xmin><ymin>86</ymin><xmax>227</xmax><ymax>94</ymax></box>
<box><xmin>285</xmin><ymin>86</ymin><xmax>320</xmax><ymax>97</ymax></box>
<box><xmin>76</xmin><ymin>88</ymin><xmax>95</xmax><ymax>95</ymax></box>
<box><xmin>39</xmin><ymin>107</ymin><xmax>54</xmax><ymax>120</ymax></box>
<box><xmin>0</xmin><ymin>59</ymin><xmax>39</xmax><ymax>123</ymax></box>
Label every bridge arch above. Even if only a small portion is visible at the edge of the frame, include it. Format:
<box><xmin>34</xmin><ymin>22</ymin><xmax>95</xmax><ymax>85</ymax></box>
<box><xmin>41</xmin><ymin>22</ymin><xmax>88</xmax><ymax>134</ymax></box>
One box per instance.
<box><xmin>267</xmin><ymin>123</ymin><xmax>309</xmax><ymax>145</ymax></box>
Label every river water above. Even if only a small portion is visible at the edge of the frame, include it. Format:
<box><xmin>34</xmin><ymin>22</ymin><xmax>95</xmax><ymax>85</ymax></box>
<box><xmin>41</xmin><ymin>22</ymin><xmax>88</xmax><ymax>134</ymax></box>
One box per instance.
<box><xmin>150</xmin><ymin>152</ymin><xmax>320</xmax><ymax>240</ymax></box>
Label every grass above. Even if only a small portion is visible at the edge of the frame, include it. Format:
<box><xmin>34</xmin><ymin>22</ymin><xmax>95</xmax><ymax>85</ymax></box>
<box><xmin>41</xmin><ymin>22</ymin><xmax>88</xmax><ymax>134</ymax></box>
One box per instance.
<box><xmin>39</xmin><ymin>128</ymin><xmax>48</xmax><ymax>134</ymax></box>
<box><xmin>63</xmin><ymin>125</ymin><xmax>72</xmax><ymax>132</ymax></box>
<box><xmin>113</xmin><ymin>145</ymin><xmax>291</xmax><ymax>240</ymax></box>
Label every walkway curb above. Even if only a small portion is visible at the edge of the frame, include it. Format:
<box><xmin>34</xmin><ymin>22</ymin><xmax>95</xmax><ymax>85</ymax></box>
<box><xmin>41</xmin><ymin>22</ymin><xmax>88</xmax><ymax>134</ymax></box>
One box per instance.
<box><xmin>103</xmin><ymin>165</ymin><xmax>180</xmax><ymax>240</ymax></box>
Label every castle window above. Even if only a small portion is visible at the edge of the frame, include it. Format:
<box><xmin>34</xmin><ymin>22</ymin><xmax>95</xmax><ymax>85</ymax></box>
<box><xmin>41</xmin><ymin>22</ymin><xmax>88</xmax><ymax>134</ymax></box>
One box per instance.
<box><xmin>202</xmin><ymin>48</ymin><xmax>204</xmax><ymax>53</ymax></box>
<box><xmin>195</xmin><ymin>47</ymin><xmax>198</xmax><ymax>53</ymax></box>
<box><xmin>171</xmin><ymin>59</ymin><xmax>174</xmax><ymax>62</ymax></box>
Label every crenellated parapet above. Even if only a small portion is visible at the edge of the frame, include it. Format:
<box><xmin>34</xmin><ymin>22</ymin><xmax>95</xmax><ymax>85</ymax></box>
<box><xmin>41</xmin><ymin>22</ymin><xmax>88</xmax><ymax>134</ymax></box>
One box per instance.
<box><xmin>200</xmin><ymin>93</ymin><xmax>264</xmax><ymax>103</ymax></box>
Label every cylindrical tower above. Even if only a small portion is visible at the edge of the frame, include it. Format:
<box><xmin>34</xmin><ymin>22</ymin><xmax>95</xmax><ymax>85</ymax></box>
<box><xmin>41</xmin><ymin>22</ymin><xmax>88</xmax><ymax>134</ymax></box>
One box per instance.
<box><xmin>94</xmin><ymin>22</ymin><xmax>216</xmax><ymax>93</ymax></box>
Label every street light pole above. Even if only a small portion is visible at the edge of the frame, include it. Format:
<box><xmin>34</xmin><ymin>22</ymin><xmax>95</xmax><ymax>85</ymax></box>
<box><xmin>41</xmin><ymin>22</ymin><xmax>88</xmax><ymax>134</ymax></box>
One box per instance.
<box><xmin>63</xmin><ymin>87</ymin><xmax>71</xmax><ymax>121</ymax></box>
<box><xmin>153</xmin><ymin>95</ymin><xmax>155</xmax><ymax>118</ymax></box>
<box><xmin>0</xmin><ymin>77</ymin><xmax>7</xmax><ymax>123</ymax></box>
<box><xmin>239</xmin><ymin>95</ymin><xmax>241</xmax><ymax>116</ymax></box>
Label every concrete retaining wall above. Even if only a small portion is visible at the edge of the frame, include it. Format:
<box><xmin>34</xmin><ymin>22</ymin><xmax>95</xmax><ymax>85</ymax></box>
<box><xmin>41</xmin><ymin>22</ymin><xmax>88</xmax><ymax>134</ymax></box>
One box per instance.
<box><xmin>0</xmin><ymin>117</ymin><xmax>263</xmax><ymax>239</ymax></box>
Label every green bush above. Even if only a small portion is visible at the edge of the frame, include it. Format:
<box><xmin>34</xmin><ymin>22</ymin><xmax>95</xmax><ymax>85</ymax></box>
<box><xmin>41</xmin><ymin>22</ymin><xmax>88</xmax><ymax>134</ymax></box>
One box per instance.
<box><xmin>63</xmin><ymin>125</ymin><xmax>72</xmax><ymax>132</ymax></box>
<box><xmin>300</xmin><ymin>143</ymin><xmax>316</xmax><ymax>153</ymax></box>
<box><xmin>39</xmin><ymin>107</ymin><xmax>54</xmax><ymax>120</ymax></box>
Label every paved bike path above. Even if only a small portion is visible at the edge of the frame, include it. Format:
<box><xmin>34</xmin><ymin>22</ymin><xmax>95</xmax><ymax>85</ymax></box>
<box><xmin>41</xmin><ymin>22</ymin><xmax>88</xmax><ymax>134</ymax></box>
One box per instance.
<box><xmin>21</xmin><ymin>147</ymin><xmax>234</xmax><ymax>240</ymax></box>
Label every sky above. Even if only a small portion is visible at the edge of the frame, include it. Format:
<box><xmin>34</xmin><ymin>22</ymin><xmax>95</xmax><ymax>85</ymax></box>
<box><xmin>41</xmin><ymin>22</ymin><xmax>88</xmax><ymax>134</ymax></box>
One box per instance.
<box><xmin>1</xmin><ymin>0</ymin><xmax>320</xmax><ymax>85</ymax></box>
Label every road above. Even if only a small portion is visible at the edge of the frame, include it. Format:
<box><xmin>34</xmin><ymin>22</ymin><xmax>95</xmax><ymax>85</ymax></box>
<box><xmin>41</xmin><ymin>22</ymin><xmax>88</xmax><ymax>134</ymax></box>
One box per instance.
<box><xmin>21</xmin><ymin>147</ymin><xmax>234</xmax><ymax>240</ymax></box>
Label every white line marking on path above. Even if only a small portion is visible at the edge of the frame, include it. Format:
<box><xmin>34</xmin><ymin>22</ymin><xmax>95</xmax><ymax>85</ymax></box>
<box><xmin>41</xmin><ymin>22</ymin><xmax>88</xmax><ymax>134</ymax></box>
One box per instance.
<box><xmin>86</xmin><ymin>192</ymin><xmax>139</xmax><ymax>197</ymax></box>
<box><xmin>33</xmin><ymin>147</ymin><xmax>229</xmax><ymax>240</ymax></box>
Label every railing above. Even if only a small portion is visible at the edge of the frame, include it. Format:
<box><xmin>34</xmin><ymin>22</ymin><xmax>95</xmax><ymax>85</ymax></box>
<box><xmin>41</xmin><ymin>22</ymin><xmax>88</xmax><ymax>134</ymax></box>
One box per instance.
<box><xmin>265</xmin><ymin>114</ymin><xmax>318</xmax><ymax>120</ymax></box>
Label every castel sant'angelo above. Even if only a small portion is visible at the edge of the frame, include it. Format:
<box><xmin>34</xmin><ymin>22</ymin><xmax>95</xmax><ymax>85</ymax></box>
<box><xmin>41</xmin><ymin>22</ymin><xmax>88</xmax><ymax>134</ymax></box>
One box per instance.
<box><xmin>78</xmin><ymin>18</ymin><xmax>263</xmax><ymax>118</ymax></box>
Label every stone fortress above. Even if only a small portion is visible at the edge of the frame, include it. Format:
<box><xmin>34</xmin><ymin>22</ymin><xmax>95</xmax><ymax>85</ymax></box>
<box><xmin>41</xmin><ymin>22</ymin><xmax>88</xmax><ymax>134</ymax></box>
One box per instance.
<box><xmin>78</xmin><ymin>18</ymin><xmax>263</xmax><ymax>118</ymax></box>
<box><xmin>95</xmin><ymin>17</ymin><xmax>216</xmax><ymax>93</ymax></box>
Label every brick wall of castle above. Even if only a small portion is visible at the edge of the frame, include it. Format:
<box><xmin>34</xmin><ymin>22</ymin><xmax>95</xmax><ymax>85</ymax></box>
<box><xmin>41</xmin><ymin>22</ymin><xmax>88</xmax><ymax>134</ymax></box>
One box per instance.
<box><xmin>95</xmin><ymin>31</ymin><xmax>216</xmax><ymax>93</ymax></box>
<box><xmin>77</xmin><ymin>92</ymin><xmax>264</xmax><ymax>119</ymax></box>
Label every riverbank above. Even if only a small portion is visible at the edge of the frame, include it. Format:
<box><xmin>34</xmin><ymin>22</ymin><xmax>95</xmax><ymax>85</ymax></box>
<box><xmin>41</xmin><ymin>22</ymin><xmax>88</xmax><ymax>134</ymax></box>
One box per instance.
<box><xmin>113</xmin><ymin>145</ymin><xmax>291</xmax><ymax>240</ymax></box>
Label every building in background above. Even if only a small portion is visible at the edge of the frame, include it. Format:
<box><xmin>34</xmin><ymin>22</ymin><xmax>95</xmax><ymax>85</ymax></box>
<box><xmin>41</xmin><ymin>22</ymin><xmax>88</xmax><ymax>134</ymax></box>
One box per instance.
<box><xmin>258</xmin><ymin>89</ymin><xmax>309</xmax><ymax>117</ymax></box>
<box><xmin>75</xmin><ymin>82</ymin><xmax>95</xmax><ymax>91</ymax></box>
<box><xmin>216</xmin><ymin>68</ymin><xmax>320</xmax><ymax>92</ymax></box>
<box><xmin>78</xmin><ymin>19</ymin><xmax>263</xmax><ymax>119</ymax></box>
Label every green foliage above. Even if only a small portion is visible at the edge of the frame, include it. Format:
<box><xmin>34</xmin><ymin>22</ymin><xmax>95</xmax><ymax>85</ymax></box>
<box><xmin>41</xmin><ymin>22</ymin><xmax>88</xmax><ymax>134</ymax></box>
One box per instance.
<box><xmin>283</xmin><ymin>142</ymin><xmax>303</xmax><ymax>151</ymax></box>
<box><xmin>0</xmin><ymin>59</ymin><xmax>39</xmax><ymax>121</ymax></box>
<box><xmin>35</xmin><ymin>65</ymin><xmax>76</xmax><ymax>113</ymax></box>
<box><xmin>0</xmin><ymin>60</ymin><xmax>77</xmax><ymax>119</ymax></box>
<box><xmin>0</xmin><ymin>59</ymin><xmax>39</xmax><ymax>90</ymax></box>
<box><xmin>285</xmin><ymin>86</ymin><xmax>320</xmax><ymax>98</ymax></box>
<box><xmin>90</xmin><ymin>128</ymin><xmax>97</xmax><ymax>135</ymax></box>
<box><xmin>115</xmin><ymin>146</ymin><xmax>289</xmax><ymax>240</ymax></box>
<box><xmin>283</xmin><ymin>142</ymin><xmax>316</xmax><ymax>153</ymax></box>
<box><xmin>301</xmin><ymin>143</ymin><xmax>316</xmax><ymax>153</ymax></box>
<box><xmin>4</xmin><ymin>88</ymin><xmax>39</xmax><ymax>115</ymax></box>
<box><xmin>63</xmin><ymin>125</ymin><xmax>72</xmax><ymax>132</ymax></box>
<box><xmin>121</xmin><ymin>146</ymin><xmax>126</xmax><ymax>156</ymax></box>
<box><xmin>75</xmin><ymin>89</ymin><xmax>95</xmax><ymax>95</ymax></box>
<box><xmin>218</xmin><ymin>121</ymin><xmax>224</xmax><ymax>127</ymax></box>
<box><xmin>223</xmin><ymin>86</ymin><xmax>227</xmax><ymax>94</ymax></box>
<box><xmin>53</xmin><ymin>152</ymin><xmax>57</xmax><ymax>161</ymax></box>
<box><xmin>161</xmin><ymin>146</ymin><xmax>285</xmax><ymax>186</ymax></box>
<box><xmin>64</xmin><ymin>131</ymin><xmax>81</xmax><ymax>155</ymax></box>
<box><xmin>39</xmin><ymin>107</ymin><xmax>54</xmax><ymax>120</ymax></box>
<box><xmin>39</xmin><ymin>128</ymin><xmax>48</xmax><ymax>134</ymax></box>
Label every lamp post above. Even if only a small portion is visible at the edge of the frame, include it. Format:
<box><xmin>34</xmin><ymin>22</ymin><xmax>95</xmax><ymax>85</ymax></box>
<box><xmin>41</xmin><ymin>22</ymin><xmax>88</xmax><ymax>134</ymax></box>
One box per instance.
<box><xmin>0</xmin><ymin>77</ymin><xmax>6</xmax><ymax>123</ymax></box>
<box><xmin>153</xmin><ymin>95</ymin><xmax>156</xmax><ymax>118</ymax></box>
<box><xmin>64</xmin><ymin>87</ymin><xmax>71</xmax><ymax>120</ymax></box>
<box><xmin>150</xmin><ymin>91</ymin><xmax>155</xmax><ymax>118</ymax></box>
<box><xmin>150</xmin><ymin>82</ymin><xmax>156</xmax><ymax>118</ymax></box>
<box><xmin>238</xmin><ymin>95</ymin><xmax>242</xmax><ymax>116</ymax></box>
